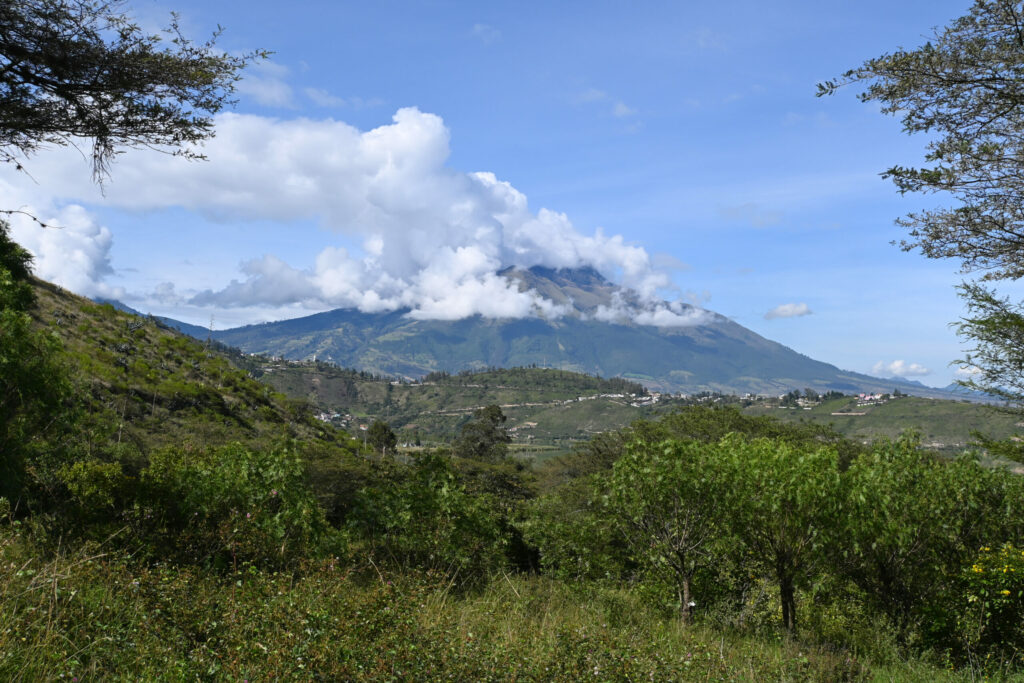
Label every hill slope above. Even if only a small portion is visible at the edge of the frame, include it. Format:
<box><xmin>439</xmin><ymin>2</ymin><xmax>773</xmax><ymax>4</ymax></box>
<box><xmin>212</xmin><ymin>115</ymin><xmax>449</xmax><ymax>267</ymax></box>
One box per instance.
<box><xmin>204</xmin><ymin>266</ymin><xmax>956</xmax><ymax>397</ymax></box>
<box><xmin>33</xmin><ymin>280</ymin><xmax>360</xmax><ymax>456</ymax></box>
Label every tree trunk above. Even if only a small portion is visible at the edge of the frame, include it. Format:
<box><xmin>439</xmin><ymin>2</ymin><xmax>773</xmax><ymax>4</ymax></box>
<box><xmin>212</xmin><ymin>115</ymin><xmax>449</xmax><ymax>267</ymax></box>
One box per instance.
<box><xmin>680</xmin><ymin>575</ymin><xmax>693</xmax><ymax>624</ymax></box>
<box><xmin>779</xmin><ymin>574</ymin><xmax>796</xmax><ymax>632</ymax></box>
<box><xmin>675</xmin><ymin>577</ymin><xmax>692</xmax><ymax>626</ymax></box>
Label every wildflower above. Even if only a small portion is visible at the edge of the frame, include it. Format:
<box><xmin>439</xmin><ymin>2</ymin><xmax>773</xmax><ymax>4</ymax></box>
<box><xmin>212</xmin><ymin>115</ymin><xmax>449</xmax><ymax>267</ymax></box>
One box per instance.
<box><xmin>270</xmin><ymin>489</ymin><xmax>278</xmax><ymax>497</ymax></box>
<box><xmin>1001</xmin><ymin>590</ymin><xmax>1011</xmax><ymax>596</ymax></box>
<box><xmin>972</xmin><ymin>564</ymin><xmax>984</xmax><ymax>573</ymax></box>
<box><xmin>246</xmin><ymin>512</ymin><xmax>252</xmax><ymax>519</ymax></box>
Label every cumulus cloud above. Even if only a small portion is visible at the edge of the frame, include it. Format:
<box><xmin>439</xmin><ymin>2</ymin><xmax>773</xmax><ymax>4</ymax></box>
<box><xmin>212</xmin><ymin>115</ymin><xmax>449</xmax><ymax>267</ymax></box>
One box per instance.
<box><xmin>764</xmin><ymin>302</ymin><xmax>811</xmax><ymax>320</ymax></box>
<box><xmin>871</xmin><ymin>360</ymin><xmax>931</xmax><ymax>378</ymax></box>
<box><xmin>954</xmin><ymin>365</ymin><xmax>982</xmax><ymax>379</ymax></box>
<box><xmin>2</xmin><ymin>196</ymin><xmax>122</xmax><ymax>300</ymax></box>
<box><xmin>4</xmin><ymin>108</ymin><xmax>693</xmax><ymax>326</ymax></box>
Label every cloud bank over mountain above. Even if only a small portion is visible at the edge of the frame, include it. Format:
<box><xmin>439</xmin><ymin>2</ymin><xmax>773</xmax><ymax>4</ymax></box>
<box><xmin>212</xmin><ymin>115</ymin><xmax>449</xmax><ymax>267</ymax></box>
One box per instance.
<box><xmin>1</xmin><ymin>108</ymin><xmax>696</xmax><ymax>326</ymax></box>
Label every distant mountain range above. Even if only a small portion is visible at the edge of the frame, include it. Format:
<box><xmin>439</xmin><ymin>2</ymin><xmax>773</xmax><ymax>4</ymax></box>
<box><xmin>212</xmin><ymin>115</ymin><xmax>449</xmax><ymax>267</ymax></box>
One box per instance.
<box><xmin>115</xmin><ymin>266</ymin><xmax>960</xmax><ymax>398</ymax></box>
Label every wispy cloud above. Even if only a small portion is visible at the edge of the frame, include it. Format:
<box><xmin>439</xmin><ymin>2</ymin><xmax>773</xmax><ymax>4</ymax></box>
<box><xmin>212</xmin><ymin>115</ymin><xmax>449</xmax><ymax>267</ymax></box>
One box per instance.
<box><xmin>235</xmin><ymin>61</ymin><xmax>295</xmax><ymax>108</ymax></box>
<box><xmin>719</xmin><ymin>202</ymin><xmax>783</xmax><ymax>228</ymax></box>
<box><xmin>764</xmin><ymin>302</ymin><xmax>812</xmax><ymax>320</ymax></box>
<box><xmin>471</xmin><ymin>23</ymin><xmax>501</xmax><ymax>45</ymax></box>
<box><xmin>871</xmin><ymin>360</ymin><xmax>931</xmax><ymax>378</ymax></box>
<box><xmin>612</xmin><ymin>101</ymin><xmax>636</xmax><ymax>118</ymax></box>
<box><xmin>686</xmin><ymin>26</ymin><xmax>726</xmax><ymax>51</ymax></box>
<box><xmin>304</xmin><ymin>87</ymin><xmax>347</xmax><ymax>107</ymax></box>
<box><xmin>303</xmin><ymin>88</ymin><xmax>384</xmax><ymax>109</ymax></box>
<box><xmin>574</xmin><ymin>88</ymin><xmax>637</xmax><ymax>120</ymax></box>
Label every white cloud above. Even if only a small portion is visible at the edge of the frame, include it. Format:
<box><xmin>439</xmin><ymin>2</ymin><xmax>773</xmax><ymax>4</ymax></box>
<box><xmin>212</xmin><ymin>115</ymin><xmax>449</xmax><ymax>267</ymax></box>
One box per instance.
<box><xmin>954</xmin><ymin>365</ymin><xmax>982</xmax><ymax>379</ymax></box>
<box><xmin>574</xmin><ymin>89</ymin><xmax>637</xmax><ymax>119</ymax></box>
<box><xmin>687</xmin><ymin>27</ymin><xmax>725</xmax><ymax>51</ymax></box>
<box><xmin>764</xmin><ymin>302</ymin><xmax>811</xmax><ymax>320</ymax></box>
<box><xmin>303</xmin><ymin>88</ymin><xmax>384</xmax><ymax>109</ymax></box>
<box><xmin>3</xmin><ymin>198</ymin><xmax>122</xmax><ymax>300</ymax></box>
<box><xmin>574</xmin><ymin>88</ymin><xmax>608</xmax><ymax>104</ymax></box>
<box><xmin>592</xmin><ymin>293</ymin><xmax>707</xmax><ymax>328</ymax></box>
<box><xmin>3</xmin><ymin>108</ymin><xmax>689</xmax><ymax>325</ymax></box>
<box><xmin>871</xmin><ymin>360</ymin><xmax>931</xmax><ymax>378</ymax></box>
<box><xmin>235</xmin><ymin>61</ymin><xmax>295</xmax><ymax>108</ymax></box>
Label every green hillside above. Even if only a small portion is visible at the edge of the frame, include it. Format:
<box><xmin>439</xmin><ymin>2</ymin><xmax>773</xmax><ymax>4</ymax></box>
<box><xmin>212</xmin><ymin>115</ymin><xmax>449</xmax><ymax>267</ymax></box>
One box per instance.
<box><xmin>250</xmin><ymin>360</ymin><xmax>655</xmax><ymax>451</ymax></box>
<box><xmin>30</xmin><ymin>279</ymin><xmax>364</xmax><ymax>458</ymax></box>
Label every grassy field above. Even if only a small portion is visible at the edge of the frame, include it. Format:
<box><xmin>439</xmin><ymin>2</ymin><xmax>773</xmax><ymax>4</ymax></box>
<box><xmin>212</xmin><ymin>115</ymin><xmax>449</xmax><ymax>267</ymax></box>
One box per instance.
<box><xmin>0</xmin><ymin>529</ymin><xmax>977</xmax><ymax>682</ymax></box>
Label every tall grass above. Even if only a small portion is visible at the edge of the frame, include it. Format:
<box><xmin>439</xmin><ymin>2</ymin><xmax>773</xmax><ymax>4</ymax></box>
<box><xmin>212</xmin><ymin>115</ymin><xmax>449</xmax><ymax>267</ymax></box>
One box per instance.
<box><xmin>1</xmin><ymin>526</ymin><xmax>987</xmax><ymax>682</ymax></box>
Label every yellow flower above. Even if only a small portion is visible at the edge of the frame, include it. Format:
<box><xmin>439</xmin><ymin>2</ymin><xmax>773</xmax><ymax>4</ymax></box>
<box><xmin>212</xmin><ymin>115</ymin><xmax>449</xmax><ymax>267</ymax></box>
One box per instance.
<box><xmin>972</xmin><ymin>565</ymin><xmax>984</xmax><ymax>573</ymax></box>
<box><xmin>1001</xmin><ymin>590</ymin><xmax>1011</xmax><ymax>596</ymax></box>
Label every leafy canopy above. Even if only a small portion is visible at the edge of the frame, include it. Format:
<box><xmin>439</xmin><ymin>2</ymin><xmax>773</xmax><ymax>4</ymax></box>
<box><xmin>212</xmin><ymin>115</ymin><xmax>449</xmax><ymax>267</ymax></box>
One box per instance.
<box><xmin>821</xmin><ymin>0</ymin><xmax>1024</xmax><ymax>405</ymax></box>
<box><xmin>0</xmin><ymin>0</ymin><xmax>263</xmax><ymax>183</ymax></box>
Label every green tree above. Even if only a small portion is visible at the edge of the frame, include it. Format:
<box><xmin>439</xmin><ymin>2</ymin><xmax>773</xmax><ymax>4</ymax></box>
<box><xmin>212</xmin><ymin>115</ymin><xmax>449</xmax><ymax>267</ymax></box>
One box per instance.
<box><xmin>610</xmin><ymin>438</ymin><xmax>730</xmax><ymax>623</ymax></box>
<box><xmin>0</xmin><ymin>221</ymin><xmax>70</xmax><ymax>503</ymax></box>
<box><xmin>840</xmin><ymin>435</ymin><xmax>1022</xmax><ymax>634</ymax></box>
<box><xmin>350</xmin><ymin>453</ymin><xmax>506</xmax><ymax>583</ymax></box>
<box><xmin>0</xmin><ymin>0</ymin><xmax>262</xmax><ymax>183</ymax></box>
<box><xmin>721</xmin><ymin>435</ymin><xmax>842</xmax><ymax>632</ymax></box>
<box><xmin>367</xmin><ymin>419</ymin><xmax>397</xmax><ymax>456</ymax></box>
<box><xmin>453</xmin><ymin>404</ymin><xmax>511</xmax><ymax>462</ymax></box>
<box><xmin>820</xmin><ymin>0</ymin><xmax>1024</xmax><ymax>403</ymax></box>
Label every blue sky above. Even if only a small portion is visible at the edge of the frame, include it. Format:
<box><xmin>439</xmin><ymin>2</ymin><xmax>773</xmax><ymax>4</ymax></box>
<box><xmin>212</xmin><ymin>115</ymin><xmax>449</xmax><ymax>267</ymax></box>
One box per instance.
<box><xmin>2</xmin><ymin>0</ymin><xmax>986</xmax><ymax>387</ymax></box>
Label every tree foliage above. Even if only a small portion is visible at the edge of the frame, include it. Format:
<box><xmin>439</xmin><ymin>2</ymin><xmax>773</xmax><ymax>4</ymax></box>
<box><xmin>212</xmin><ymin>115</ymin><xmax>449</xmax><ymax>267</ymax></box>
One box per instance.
<box><xmin>610</xmin><ymin>439</ymin><xmax>731</xmax><ymax>623</ymax></box>
<box><xmin>719</xmin><ymin>435</ymin><xmax>841</xmax><ymax>632</ymax></box>
<box><xmin>453</xmin><ymin>404</ymin><xmax>511</xmax><ymax>462</ymax></box>
<box><xmin>367</xmin><ymin>419</ymin><xmax>397</xmax><ymax>456</ymax></box>
<box><xmin>0</xmin><ymin>221</ymin><xmax>70</xmax><ymax>502</ymax></box>
<box><xmin>821</xmin><ymin>0</ymin><xmax>1024</xmax><ymax>402</ymax></box>
<box><xmin>0</xmin><ymin>0</ymin><xmax>262</xmax><ymax>182</ymax></box>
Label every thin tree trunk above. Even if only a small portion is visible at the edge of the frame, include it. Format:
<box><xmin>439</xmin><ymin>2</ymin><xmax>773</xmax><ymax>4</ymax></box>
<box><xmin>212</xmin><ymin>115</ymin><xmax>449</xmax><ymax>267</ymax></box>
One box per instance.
<box><xmin>779</xmin><ymin>574</ymin><xmax>796</xmax><ymax>632</ymax></box>
<box><xmin>680</xmin><ymin>575</ymin><xmax>693</xmax><ymax>624</ymax></box>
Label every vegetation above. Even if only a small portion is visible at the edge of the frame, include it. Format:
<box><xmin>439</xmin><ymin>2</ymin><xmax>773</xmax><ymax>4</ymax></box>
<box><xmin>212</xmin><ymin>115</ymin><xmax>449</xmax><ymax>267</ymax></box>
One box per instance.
<box><xmin>2</xmin><ymin>255</ymin><xmax>1023</xmax><ymax>677</ymax></box>
<box><xmin>4</xmin><ymin>1</ymin><xmax>1024</xmax><ymax>668</ymax></box>
<box><xmin>454</xmin><ymin>404</ymin><xmax>512</xmax><ymax>462</ymax></box>
<box><xmin>822</xmin><ymin>0</ymin><xmax>1024</xmax><ymax>412</ymax></box>
<box><xmin>0</xmin><ymin>0</ymin><xmax>262</xmax><ymax>182</ymax></box>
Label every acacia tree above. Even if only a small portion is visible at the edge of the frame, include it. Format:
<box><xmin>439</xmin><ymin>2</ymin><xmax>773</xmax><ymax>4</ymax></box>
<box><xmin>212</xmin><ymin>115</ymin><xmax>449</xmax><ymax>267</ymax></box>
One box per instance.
<box><xmin>0</xmin><ymin>0</ymin><xmax>262</xmax><ymax>183</ymax></box>
<box><xmin>819</xmin><ymin>0</ymin><xmax>1024</xmax><ymax>404</ymax></box>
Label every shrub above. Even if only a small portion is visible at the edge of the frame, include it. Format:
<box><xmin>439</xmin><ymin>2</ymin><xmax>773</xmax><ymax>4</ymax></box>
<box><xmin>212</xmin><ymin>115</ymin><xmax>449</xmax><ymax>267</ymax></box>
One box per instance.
<box><xmin>136</xmin><ymin>443</ymin><xmax>333</xmax><ymax>568</ymax></box>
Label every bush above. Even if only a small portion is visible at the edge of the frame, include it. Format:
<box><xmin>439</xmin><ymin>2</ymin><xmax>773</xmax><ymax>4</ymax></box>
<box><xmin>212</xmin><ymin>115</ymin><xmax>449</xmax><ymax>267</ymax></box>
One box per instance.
<box><xmin>135</xmin><ymin>443</ymin><xmax>334</xmax><ymax>568</ymax></box>
<box><xmin>349</xmin><ymin>453</ymin><xmax>507</xmax><ymax>583</ymax></box>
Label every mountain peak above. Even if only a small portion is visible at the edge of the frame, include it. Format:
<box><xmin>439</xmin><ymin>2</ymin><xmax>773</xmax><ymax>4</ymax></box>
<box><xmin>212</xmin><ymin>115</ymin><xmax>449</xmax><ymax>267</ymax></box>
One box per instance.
<box><xmin>499</xmin><ymin>265</ymin><xmax>625</xmax><ymax>314</ymax></box>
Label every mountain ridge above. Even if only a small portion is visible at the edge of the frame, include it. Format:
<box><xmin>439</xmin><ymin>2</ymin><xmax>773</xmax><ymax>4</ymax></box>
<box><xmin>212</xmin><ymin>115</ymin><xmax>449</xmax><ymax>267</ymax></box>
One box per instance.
<box><xmin>134</xmin><ymin>266</ymin><xmax>966</xmax><ymax>398</ymax></box>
